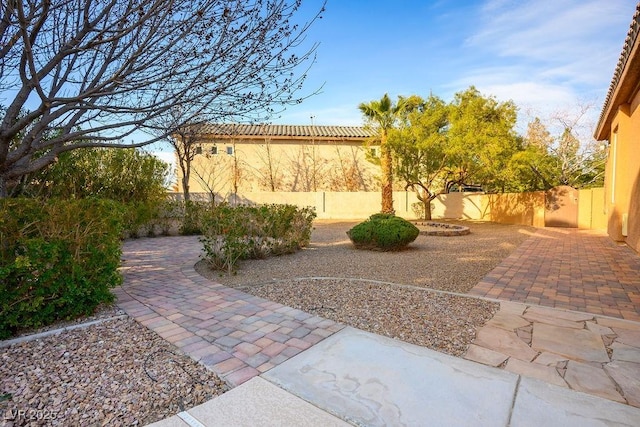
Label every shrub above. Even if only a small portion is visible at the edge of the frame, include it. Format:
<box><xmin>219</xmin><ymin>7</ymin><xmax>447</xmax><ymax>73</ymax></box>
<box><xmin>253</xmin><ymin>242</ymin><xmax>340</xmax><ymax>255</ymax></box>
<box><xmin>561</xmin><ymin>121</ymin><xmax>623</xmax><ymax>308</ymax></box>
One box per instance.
<box><xmin>199</xmin><ymin>203</ymin><xmax>316</xmax><ymax>274</ymax></box>
<box><xmin>180</xmin><ymin>200</ymin><xmax>211</xmax><ymax>235</ymax></box>
<box><xmin>347</xmin><ymin>213</ymin><xmax>419</xmax><ymax>251</ymax></box>
<box><xmin>0</xmin><ymin>198</ymin><xmax>124</xmax><ymax>339</ymax></box>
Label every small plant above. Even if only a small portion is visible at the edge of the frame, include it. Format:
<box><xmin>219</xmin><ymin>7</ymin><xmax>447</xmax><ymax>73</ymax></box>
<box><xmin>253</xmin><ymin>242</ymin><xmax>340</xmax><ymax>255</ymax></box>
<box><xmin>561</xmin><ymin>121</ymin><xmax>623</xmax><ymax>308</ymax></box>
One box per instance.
<box><xmin>347</xmin><ymin>213</ymin><xmax>419</xmax><ymax>251</ymax></box>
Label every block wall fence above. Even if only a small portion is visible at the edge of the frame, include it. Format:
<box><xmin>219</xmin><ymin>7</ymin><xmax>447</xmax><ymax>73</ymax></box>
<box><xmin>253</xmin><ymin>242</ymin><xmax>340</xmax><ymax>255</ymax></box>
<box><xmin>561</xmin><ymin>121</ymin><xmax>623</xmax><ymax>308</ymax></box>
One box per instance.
<box><xmin>170</xmin><ymin>187</ymin><xmax>607</xmax><ymax>230</ymax></box>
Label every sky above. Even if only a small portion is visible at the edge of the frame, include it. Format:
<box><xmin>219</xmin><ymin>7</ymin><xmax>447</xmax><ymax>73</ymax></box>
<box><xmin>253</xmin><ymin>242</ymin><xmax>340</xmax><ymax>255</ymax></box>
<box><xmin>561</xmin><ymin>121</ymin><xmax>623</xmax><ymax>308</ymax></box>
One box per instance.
<box><xmin>268</xmin><ymin>0</ymin><xmax>637</xmax><ymax>131</ymax></box>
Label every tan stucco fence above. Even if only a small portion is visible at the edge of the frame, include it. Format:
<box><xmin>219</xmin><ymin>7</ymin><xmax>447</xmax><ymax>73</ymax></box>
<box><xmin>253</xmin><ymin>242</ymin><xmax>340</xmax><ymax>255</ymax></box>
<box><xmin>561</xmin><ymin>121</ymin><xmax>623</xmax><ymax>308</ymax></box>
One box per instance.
<box><xmin>174</xmin><ymin>187</ymin><xmax>607</xmax><ymax>230</ymax></box>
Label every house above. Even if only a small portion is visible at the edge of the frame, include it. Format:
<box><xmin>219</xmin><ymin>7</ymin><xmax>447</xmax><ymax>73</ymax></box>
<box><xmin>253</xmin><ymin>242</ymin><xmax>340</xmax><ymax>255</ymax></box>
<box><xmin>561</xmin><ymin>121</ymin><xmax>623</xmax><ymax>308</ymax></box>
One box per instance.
<box><xmin>595</xmin><ymin>3</ymin><xmax>640</xmax><ymax>254</ymax></box>
<box><xmin>177</xmin><ymin>123</ymin><xmax>378</xmax><ymax>197</ymax></box>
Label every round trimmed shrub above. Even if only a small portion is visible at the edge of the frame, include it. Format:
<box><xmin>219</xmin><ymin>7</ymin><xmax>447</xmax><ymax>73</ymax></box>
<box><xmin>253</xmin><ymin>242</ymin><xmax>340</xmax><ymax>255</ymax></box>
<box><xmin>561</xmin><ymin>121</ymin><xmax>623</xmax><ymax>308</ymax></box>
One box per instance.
<box><xmin>347</xmin><ymin>214</ymin><xmax>419</xmax><ymax>251</ymax></box>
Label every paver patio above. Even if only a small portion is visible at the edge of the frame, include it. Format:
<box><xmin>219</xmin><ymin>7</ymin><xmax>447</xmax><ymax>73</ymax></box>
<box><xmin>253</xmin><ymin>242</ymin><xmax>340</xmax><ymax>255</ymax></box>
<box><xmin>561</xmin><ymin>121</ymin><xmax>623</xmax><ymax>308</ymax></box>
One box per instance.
<box><xmin>470</xmin><ymin>227</ymin><xmax>640</xmax><ymax>321</ymax></box>
<box><xmin>116</xmin><ymin>236</ymin><xmax>344</xmax><ymax>387</ymax></box>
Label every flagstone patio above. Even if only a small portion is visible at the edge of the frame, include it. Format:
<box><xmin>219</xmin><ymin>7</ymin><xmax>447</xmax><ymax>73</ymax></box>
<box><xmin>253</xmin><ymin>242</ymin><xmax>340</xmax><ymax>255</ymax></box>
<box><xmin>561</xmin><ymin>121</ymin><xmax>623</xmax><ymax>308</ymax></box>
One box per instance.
<box><xmin>464</xmin><ymin>301</ymin><xmax>640</xmax><ymax>407</ymax></box>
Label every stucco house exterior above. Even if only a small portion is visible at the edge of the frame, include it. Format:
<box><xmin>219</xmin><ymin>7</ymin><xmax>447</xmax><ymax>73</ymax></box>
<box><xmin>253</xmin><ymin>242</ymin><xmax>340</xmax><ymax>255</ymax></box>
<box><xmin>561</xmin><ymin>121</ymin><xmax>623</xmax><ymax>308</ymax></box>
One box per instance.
<box><xmin>177</xmin><ymin>123</ymin><xmax>378</xmax><ymax>197</ymax></box>
<box><xmin>595</xmin><ymin>4</ymin><xmax>640</xmax><ymax>254</ymax></box>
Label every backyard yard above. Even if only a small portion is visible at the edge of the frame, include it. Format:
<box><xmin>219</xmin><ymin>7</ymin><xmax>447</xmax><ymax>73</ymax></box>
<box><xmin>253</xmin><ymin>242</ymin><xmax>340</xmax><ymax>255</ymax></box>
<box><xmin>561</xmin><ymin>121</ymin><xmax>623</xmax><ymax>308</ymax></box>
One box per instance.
<box><xmin>197</xmin><ymin>219</ymin><xmax>537</xmax><ymax>355</ymax></box>
<box><xmin>2</xmin><ymin>219</ymin><xmax>536</xmax><ymax>425</ymax></box>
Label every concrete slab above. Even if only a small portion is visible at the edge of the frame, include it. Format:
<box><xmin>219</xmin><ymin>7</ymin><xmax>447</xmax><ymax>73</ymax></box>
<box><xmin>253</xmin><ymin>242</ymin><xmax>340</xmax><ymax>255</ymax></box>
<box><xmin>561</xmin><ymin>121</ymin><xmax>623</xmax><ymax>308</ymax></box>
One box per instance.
<box><xmin>532</xmin><ymin>323</ymin><xmax>609</xmax><ymax>363</ymax></box>
<box><xmin>511</xmin><ymin>377</ymin><xmax>640</xmax><ymax>427</ymax></box>
<box><xmin>263</xmin><ymin>327</ymin><xmax>519</xmax><ymax>427</ymax></box>
<box><xmin>145</xmin><ymin>416</ymin><xmax>190</xmax><ymax>427</ymax></box>
<box><xmin>185</xmin><ymin>377</ymin><xmax>350</xmax><ymax>427</ymax></box>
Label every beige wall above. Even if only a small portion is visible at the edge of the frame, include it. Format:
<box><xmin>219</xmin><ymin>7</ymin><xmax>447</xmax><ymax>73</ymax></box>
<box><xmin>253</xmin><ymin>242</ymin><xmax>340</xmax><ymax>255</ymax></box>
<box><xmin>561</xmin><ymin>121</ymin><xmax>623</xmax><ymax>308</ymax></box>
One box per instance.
<box><xmin>578</xmin><ymin>187</ymin><xmax>607</xmax><ymax>230</ymax></box>
<box><xmin>181</xmin><ymin>138</ymin><xmax>379</xmax><ymax>196</ymax></box>
<box><xmin>604</xmin><ymin>101</ymin><xmax>640</xmax><ymax>253</ymax></box>
<box><xmin>178</xmin><ymin>189</ymin><xmax>605</xmax><ymax>228</ymax></box>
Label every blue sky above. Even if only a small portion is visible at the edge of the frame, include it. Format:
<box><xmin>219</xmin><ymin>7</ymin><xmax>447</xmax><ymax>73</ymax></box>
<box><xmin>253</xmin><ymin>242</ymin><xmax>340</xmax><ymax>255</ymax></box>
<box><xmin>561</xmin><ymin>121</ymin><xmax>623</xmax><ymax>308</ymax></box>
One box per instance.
<box><xmin>271</xmin><ymin>0</ymin><xmax>637</xmax><ymax>130</ymax></box>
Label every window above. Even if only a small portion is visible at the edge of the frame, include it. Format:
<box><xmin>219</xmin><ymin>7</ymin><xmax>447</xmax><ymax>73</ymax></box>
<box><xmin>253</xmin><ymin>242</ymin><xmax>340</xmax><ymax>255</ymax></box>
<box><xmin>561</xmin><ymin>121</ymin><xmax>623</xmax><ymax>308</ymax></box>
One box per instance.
<box><xmin>370</xmin><ymin>148</ymin><xmax>377</xmax><ymax>157</ymax></box>
<box><xmin>210</xmin><ymin>146</ymin><xmax>218</xmax><ymax>155</ymax></box>
<box><xmin>195</xmin><ymin>146</ymin><xmax>202</xmax><ymax>155</ymax></box>
<box><xmin>226</xmin><ymin>146</ymin><xmax>234</xmax><ymax>155</ymax></box>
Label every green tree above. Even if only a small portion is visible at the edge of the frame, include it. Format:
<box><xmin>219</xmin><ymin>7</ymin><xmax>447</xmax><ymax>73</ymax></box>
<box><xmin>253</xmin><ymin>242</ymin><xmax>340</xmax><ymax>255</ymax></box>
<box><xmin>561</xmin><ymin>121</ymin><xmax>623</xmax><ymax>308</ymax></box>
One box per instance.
<box><xmin>359</xmin><ymin>94</ymin><xmax>418</xmax><ymax>213</ymax></box>
<box><xmin>389</xmin><ymin>94</ymin><xmax>450</xmax><ymax>219</ymax></box>
<box><xmin>16</xmin><ymin>148</ymin><xmax>169</xmax><ymax>203</ymax></box>
<box><xmin>447</xmin><ymin>87</ymin><xmax>521</xmax><ymax>192</ymax></box>
<box><xmin>518</xmin><ymin>108</ymin><xmax>606</xmax><ymax>190</ymax></box>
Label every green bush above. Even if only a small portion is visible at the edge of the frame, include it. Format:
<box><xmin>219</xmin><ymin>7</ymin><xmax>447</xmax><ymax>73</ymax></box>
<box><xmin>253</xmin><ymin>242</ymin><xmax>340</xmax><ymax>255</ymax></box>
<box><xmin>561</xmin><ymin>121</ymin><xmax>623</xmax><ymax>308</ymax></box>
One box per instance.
<box><xmin>347</xmin><ymin>213</ymin><xmax>419</xmax><ymax>251</ymax></box>
<box><xmin>180</xmin><ymin>200</ymin><xmax>211</xmax><ymax>235</ymax></box>
<box><xmin>199</xmin><ymin>203</ymin><xmax>316</xmax><ymax>274</ymax></box>
<box><xmin>0</xmin><ymin>198</ymin><xmax>124</xmax><ymax>339</ymax></box>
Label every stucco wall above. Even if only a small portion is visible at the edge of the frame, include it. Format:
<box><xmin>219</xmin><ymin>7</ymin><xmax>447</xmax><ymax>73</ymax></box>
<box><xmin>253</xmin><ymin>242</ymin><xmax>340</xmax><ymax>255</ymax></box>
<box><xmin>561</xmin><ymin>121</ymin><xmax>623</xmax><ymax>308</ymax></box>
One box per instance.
<box><xmin>181</xmin><ymin>139</ymin><xmax>379</xmax><ymax>195</ymax></box>
<box><xmin>605</xmin><ymin>101</ymin><xmax>640</xmax><ymax>253</ymax></box>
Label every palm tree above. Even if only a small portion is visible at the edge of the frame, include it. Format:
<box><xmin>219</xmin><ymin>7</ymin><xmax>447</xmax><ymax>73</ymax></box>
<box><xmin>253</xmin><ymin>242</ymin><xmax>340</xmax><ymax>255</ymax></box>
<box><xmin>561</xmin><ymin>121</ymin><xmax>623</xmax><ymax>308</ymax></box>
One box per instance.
<box><xmin>359</xmin><ymin>94</ymin><xmax>410</xmax><ymax>214</ymax></box>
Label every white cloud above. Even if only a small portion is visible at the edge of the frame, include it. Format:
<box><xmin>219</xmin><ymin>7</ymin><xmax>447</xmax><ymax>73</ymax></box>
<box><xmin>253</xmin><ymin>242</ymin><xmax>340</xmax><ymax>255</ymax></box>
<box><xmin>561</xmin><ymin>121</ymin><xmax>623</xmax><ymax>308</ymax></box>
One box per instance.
<box><xmin>452</xmin><ymin>0</ymin><xmax>636</xmax><ymax>129</ymax></box>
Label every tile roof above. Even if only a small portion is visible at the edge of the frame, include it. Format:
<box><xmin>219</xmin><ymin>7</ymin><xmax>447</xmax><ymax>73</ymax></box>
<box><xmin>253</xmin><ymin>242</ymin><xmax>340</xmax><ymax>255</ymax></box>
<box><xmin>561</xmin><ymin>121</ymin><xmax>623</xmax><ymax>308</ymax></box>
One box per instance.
<box><xmin>595</xmin><ymin>3</ymin><xmax>640</xmax><ymax>139</ymax></box>
<box><xmin>199</xmin><ymin>123</ymin><xmax>374</xmax><ymax>139</ymax></box>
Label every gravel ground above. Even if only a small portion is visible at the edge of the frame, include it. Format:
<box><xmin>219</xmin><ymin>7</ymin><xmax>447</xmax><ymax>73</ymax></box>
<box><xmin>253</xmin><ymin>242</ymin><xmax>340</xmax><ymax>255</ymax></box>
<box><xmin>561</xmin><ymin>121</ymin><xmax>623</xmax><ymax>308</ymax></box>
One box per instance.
<box><xmin>197</xmin><ymin>220</ymin><xmax>536</xmax><ymax>357</ymax></box>
<box><xmin>0</xmin><ymin>317</ymin><xmax>227</xmax><ymax>426</ymax></box>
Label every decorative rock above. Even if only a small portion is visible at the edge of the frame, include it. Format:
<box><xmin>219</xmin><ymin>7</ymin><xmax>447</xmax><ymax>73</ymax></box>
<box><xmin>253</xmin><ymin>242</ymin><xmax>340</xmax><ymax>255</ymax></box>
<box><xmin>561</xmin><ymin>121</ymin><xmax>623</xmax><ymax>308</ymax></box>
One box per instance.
<box><xmin>414</xmin><ymin>222</ymin><xmax>471</xmax><ymax>236</ymax></box>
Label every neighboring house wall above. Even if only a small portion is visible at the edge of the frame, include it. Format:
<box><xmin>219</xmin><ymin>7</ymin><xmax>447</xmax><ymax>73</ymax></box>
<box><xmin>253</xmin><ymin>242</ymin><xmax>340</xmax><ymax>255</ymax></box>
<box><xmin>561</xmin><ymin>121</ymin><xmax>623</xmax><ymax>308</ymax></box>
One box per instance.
<box><xmin>595</xmin><ymin>4</ymin><xmax>640</xmax><ymax>254</ymax></box>
<box><xmin>177</xmin><ymin>125</ymin><xmax>380</xmax><ymax>196</ymax></box>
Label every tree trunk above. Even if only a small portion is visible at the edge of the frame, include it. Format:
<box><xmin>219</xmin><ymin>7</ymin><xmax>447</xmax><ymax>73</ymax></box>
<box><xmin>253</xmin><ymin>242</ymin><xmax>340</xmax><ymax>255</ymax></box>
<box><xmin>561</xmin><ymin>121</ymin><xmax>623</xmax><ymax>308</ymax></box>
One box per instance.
<box><xmin>181</xmin><ymin>163</ymin><xmax>191</xmax><ymax>201</ymax></box>
<box><xmin>423</xmin><ymin>199</ymin><xmax>432</xmax><ymax>220</ymax></box>
<box><xmin>379</xmin><ymin>136</ymin><xmax>394</xmax><ymax>214</ymax></box>
<box><xmin>0</xmin><ymin>176</ymin><xmax>7</xmax><ymax>199</ymax></box>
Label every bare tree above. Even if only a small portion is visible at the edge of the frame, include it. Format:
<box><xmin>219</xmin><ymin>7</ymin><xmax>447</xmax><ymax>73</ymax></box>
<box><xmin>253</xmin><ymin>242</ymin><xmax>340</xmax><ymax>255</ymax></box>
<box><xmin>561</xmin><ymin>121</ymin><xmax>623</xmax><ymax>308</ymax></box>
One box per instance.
<box><xmin>252</xmin><ymin>138</ymin><xmax>284</xmax><ymax>191</ymax></box>
<box><xmin>330</xmin><ymin>145</ymin><xmax>373</xmax><ymax>191</ymax></box>
<box><xmin>0</xmin><ymin>0</ymin><xmax>324</xmax><ymax>197</ymax></box>
<box><xmin>170</xmin><ymin>121</ymin><xmax>205</xmax><ymax>201</ymax></box>
<box><xmin>192</xmin><ymin>150</ymin><xmax>232</xmax><ymax>203</ymax></box>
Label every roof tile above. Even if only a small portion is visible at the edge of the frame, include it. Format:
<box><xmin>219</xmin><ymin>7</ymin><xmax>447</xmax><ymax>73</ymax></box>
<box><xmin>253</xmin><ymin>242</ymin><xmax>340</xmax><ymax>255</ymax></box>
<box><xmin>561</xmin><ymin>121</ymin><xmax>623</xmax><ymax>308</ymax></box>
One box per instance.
<box><xmin>199</xmin><ymin>123</ymin><xmax>373</xmax><ymax>139</ymax></box>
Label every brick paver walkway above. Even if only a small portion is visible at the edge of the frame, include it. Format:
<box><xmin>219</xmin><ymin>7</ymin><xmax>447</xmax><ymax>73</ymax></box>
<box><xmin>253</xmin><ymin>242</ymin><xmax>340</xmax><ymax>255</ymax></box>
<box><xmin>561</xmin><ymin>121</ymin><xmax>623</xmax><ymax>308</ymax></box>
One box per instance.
<box><xmin>470</xmin><ymin>228</ymin><xmax>640</xmax><ymax>321</ymax></box>
<box><xmin>115</xmin><ymin>236</ymin><xmax>344</xmax><ymax>387</ymax></box>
